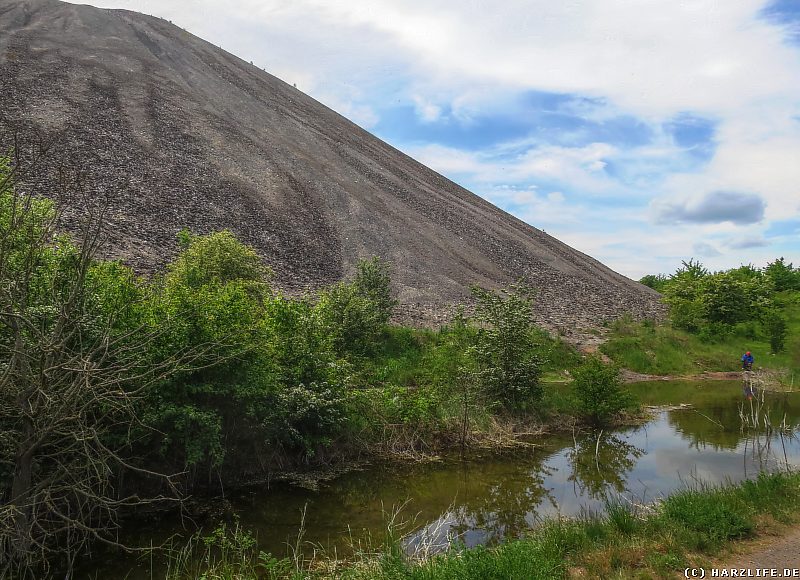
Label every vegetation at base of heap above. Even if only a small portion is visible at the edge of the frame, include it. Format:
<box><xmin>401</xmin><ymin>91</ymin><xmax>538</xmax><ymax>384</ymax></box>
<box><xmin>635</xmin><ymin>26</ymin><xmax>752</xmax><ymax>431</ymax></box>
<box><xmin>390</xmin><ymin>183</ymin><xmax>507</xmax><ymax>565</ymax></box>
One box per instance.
<box><xmin>571</xmin><ymin>357</ymin><xmax>636</xmax><ymax>426</ymax></box>
<box><xmin>603</xmin><ymin>259</ymin><xmax>800</xmax><ymax>376</ymax></box>
<box><xmin>0</xmin><ymin>156</ymin><xmax>627</xmax><ymax>575</ymax></box>
<box><xmin>166</xmin><ymin>471</ymin><xmax>800</xmax><ymax>580</ymax></box>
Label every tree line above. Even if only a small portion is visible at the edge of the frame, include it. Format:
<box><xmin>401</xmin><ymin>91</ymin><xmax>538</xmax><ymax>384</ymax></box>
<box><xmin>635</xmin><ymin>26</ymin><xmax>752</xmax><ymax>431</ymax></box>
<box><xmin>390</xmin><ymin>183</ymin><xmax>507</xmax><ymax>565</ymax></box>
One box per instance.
<box><xmin>640</xmin><ymin>258</ymin><xmax>797</xmax><ymax>353</ymax></box>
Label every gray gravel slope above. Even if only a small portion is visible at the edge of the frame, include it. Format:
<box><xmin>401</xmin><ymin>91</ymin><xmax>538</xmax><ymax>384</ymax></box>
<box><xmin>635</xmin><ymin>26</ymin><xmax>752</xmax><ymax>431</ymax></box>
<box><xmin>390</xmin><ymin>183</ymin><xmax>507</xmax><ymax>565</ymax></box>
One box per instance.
<box><xmin>0</xmin><ymin>0</ymin><xmax>664</xmax><ymax>329</ymax></box>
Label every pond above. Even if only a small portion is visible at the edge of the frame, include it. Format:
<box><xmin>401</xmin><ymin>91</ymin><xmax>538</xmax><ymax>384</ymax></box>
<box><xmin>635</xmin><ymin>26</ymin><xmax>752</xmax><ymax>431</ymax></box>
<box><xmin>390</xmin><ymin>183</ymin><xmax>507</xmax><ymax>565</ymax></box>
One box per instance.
<box><xmin>87</xmin><ymin>379</ymin><xmax>800</xmax><ymax>577</ymax></box>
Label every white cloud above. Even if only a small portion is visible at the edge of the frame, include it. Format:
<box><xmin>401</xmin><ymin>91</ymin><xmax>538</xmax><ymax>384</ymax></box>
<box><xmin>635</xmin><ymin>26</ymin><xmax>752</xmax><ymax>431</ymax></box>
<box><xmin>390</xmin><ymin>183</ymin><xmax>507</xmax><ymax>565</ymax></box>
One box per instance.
<box><xmin>408</xmin><ymin>141</ymin><xmax>620</xmax><ymax>195</ymax></box>
<box><xmin>240</xmin><ymin>0</ymin><xmax>800</xmax><ymax>117</ymax></box>
<box><xmin>84</xmin><ymin>0</ymin><xmax>800</xmax><ymax>116</ymax></box>
<box><xmin>412</xmin><ymin>96</ymin><xmax>443</xmax><ymax>123</ymax></box>
<box><xmin>727</xmin><ymin>235</ymin><xmax>770</xmax><ymax>249</ymax></box>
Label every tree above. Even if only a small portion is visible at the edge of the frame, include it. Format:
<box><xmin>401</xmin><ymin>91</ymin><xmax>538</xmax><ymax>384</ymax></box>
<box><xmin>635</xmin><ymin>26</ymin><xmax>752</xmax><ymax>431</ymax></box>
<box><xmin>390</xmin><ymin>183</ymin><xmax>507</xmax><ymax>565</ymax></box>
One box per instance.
<box><xmin>700</xmin><ymin>269</ymin><xmax>772</xmax><ymax>326</ymax></box>
<box><xmin>470</xmin><ymin>283</ymin><xmax>544</xmax><ymax>411</ymax></box>
<box><xmin>662</xmin><ymin>260</ymin><xmax>773</xmax><ymax>331</ymax></box>
<box><xmin>764</xmin><ymin>257</ymin><xmax>800</xmax><ymax>292</ymax></box>
<box><xmin>639</xmin><ymin>273</ymin><xmax>668</xmax><ymax>292</ymax></box>
<box><xmin>0</xmin><ymin>145</ymin><xmax>201</xmax><ymax>575</ymax></box>
<box><xmin>171</xmin><ymin>228</ymin><xmax>270</xmax><ymax>288</ymax></box>
<box><xmin>662</xmin><ymin>259</ymin><xmax>708</xmax><ymax>331</ymax></box>
<box><xmin>140</xmin><ymin>230</ymin><xmax>275</xmax><ymax>473</ymax></box>
<box><xmin>351</xmin><ymin>256</ymin><xmax>396</xmax><ymax>324</ymax></box>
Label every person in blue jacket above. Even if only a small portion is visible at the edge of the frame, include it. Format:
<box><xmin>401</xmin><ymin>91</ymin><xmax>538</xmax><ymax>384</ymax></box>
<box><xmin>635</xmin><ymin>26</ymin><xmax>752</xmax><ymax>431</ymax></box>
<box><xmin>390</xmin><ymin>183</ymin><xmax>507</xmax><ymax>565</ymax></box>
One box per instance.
<box><xmin>741</xmin><ymin>351</ymin><xmax>754</xmax><ymax>371</ymax></box>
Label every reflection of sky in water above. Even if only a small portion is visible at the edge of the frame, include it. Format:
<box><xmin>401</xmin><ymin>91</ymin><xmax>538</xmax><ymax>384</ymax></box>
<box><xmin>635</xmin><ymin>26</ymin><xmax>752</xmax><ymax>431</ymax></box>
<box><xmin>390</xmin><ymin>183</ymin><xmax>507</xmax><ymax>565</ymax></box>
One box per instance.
<box><xmin>97</xmin><ymin>386</ymin><xmax>800</xmax><ymax>577</ymax></box>
<box><xmin>405</xmin><ymin>396</ymin><xmax>800</xmax><ymax>553</ymax></box>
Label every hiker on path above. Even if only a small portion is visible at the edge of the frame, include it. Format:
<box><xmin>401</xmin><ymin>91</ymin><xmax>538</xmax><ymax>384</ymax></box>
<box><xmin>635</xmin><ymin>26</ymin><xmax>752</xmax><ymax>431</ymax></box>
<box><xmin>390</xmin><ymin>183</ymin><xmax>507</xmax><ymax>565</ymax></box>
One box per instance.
<box><xmin>741</xmin><ymin>351</ymin><xmax>754</xmax><ymax>371</ymax></box>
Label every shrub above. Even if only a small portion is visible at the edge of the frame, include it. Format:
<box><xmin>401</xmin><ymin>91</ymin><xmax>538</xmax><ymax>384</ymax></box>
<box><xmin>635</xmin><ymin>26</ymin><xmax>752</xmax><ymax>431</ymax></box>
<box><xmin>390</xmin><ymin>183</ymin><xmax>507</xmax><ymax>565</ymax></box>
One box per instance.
<box><xmin>317</xmin><ymin>257</ymin><xmax>397</xmax><ymax>356</ymax></box>
<box><xmin>763</xmin><ymin>310</ymin><xmax>788</xmax><ymax>354</ymax></box>
<box><xmin>261</xmin><ymin>296</ymin><xmax>352</xmax><ymax>454</ymax></box>
<box><xmin>571</xmin><ymin>357</ymin><xmax>633</xmax><ymax>425</ymax></box>
<box><xmin>471</xmin><ymin>284</ymin><xmax>545</xmax><ymax>411</ymax></box>
<box><xmin>696</xmin><ymin>321</ymin><xmax>733</xmax><ymax>344</ymax></box>
<box><xmin>352</xmin><ymin>256</ymin><xmax>396</xmax><ymax>323</ymax></box>
<box><xmin>267</xmin><ymin>380</ymin><xmax>348</xmax><ymax>454</ymax></box>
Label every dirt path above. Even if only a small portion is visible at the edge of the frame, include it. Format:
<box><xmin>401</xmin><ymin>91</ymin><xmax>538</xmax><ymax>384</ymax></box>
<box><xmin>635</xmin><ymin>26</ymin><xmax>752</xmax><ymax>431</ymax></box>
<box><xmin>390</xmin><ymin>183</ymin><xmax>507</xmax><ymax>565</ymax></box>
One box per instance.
<box><xmin>621</xmin><ymin>370</ymin><xmax>744</xmax><ymax>383</ymax></box>
<box><xmin>716</xmin><ymin>527</ymin><xmax>800</xmax><ymax>570</ymax></box>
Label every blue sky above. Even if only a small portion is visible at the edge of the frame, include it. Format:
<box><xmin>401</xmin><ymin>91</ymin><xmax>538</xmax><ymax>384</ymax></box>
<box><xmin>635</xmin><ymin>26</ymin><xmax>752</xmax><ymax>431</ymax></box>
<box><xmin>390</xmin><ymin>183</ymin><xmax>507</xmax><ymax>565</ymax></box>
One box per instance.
<box><xmin>82</xmin><ymin>0</ymin><xmax>800</xmax><ymax>279</ymax></box>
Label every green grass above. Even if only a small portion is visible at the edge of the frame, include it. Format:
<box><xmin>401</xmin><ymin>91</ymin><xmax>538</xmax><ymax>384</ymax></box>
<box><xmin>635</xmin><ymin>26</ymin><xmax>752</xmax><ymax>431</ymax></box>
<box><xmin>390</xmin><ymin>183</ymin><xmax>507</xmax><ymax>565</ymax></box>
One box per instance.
<box><xmin>601</xmin><ymin>291</ymin><xmax>800</xmax><ymax>378</ymax></box>
<box><xmin>356</xmin><ymin>536</ymin><xmax>569</xmax><ymax>580</ymax></box>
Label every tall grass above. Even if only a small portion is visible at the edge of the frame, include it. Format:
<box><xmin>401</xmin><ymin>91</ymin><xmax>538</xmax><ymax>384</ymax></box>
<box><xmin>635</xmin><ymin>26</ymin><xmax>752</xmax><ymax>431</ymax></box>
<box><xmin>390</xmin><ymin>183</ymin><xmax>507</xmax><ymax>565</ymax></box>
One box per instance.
<box><xmin>162</xmin><ymin>520</ymin><xmax>296</xmax><ymax>580</ymax></box>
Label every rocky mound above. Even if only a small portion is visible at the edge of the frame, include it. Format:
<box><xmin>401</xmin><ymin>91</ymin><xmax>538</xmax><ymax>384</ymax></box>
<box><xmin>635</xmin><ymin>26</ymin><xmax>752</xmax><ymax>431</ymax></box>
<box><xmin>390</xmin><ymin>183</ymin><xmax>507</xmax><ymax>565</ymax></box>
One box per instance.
<box><xmin>0</xmin><ymin>0</ymin><xmax>665</xmax><ymax>331</ymax></box>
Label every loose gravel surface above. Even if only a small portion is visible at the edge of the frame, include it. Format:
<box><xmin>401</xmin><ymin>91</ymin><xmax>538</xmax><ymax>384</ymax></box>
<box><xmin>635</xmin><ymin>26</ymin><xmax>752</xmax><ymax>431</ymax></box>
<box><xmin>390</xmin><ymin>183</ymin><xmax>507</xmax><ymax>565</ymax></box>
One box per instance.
<box><xmin>717</xmin><ymin>528</ymin><xmax>800</xmax><ymax>572</ymax></box>
<box><xmin>0</xmin><ymin>0</ymin><xmax>665</xmax><ymax>331</ymax></box>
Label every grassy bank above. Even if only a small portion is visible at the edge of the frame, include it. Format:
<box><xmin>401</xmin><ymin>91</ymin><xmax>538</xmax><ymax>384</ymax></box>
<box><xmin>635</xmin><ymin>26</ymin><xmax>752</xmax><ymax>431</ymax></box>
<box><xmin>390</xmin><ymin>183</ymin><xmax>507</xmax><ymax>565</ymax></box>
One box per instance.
<box><xmin>600</xmin><ymin>291</ymin><xmax>800</xmax><ymax>378</ymax></box>
<box><xmin>165</xmin><ymin>470</ymin><xmax>800</xmax><ymax>579</ymax></box>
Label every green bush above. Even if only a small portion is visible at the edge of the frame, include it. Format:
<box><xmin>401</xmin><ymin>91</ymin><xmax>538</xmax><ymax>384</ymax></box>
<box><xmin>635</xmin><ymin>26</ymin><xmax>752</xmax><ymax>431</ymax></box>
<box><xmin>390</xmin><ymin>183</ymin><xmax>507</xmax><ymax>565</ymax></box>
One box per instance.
<box><xmin>765</xmin><ymin>257</ymin><xmax>800</xmax><ymax>292</ymax></box>
<box><xmin>139</xmin><ymin>231</ymin><xmax>275</xmax><ymax>468</ymax></box>
<box><xmin>662</xmin><ymin>259</ymin><xmax>708</xmax><ymax>331</ymax></box>
<box><xmin>471</xmin><ymin>284</ymin><xmax>545</xmax><ymax>411</ymax></box>
<box><xmin>763</xmin><ymin>310</ymin><xmax>788</xmax><ymax>354</ymax></box>
<box><xmin>261</xmin><ymin>295</ymin><xmax>352</xmax><ymax>454</ymax></box>
<box><xmin>660</xmin><ymin>260</ymin><xmax>774</xmax><ymax>332</ymax></box>
<box><xmin>702</xmin><ymin>268</ymin><xmax>772</xmax><ymax>326</ymax></box>
<box><xmin>317</xmin><ymin>257</ymin><xmax>397</xmax><ymax>356</ymax></box>
<box><xmin>696</xmin><ymin>321</ymin><xmax>733</xmax><ymax>344</ymax></box>
<box><xmin>571</xmin><ymin>357</ymin><xmax>633</xmax><ymax>425</ymax></box>
<box><xmin>267</xmin><ymin>380</ymin><xmax>348</xmax><ymax>453</ymax></box>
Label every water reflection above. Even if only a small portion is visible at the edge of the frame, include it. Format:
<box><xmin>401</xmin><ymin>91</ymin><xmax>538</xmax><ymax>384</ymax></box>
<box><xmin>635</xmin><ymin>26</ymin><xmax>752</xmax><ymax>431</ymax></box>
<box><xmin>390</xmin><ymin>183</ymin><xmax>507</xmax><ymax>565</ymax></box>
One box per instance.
<box><xmin>235</xmin><ymin>384</ymin><xmax>800</xmax><ymax>556</ymax></box>
<box><xmin>667</xmin><ymin>406</ymin><xmax>743</xmax><ymax>450</ymax></box>
<box><xmin>98</xmin><ymin>381</ymin><xmax>800</xmax><ymax>578</ymax></box>
<box><xmin>567</xmin><ymin>432</ymin><xmax>645</xmax><ymax>500</ymax></box>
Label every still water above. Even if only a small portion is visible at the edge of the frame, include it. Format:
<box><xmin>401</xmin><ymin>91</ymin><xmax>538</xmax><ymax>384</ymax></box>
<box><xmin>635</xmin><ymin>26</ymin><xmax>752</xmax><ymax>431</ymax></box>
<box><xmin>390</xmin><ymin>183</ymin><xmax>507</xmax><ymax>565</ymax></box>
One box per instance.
<box><xmin>94</xmin><ymin>380</ymin><xmax>800</xmax><ymax>576</ymax></box>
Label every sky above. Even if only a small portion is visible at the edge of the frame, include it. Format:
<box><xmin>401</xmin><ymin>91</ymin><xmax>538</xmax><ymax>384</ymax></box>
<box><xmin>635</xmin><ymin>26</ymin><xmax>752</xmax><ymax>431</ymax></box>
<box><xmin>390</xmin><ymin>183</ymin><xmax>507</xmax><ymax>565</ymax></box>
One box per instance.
<box><xmin>74</xmin><ymin>0</ymin><xmax>800</xmax><ymax>279</ymax></box>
